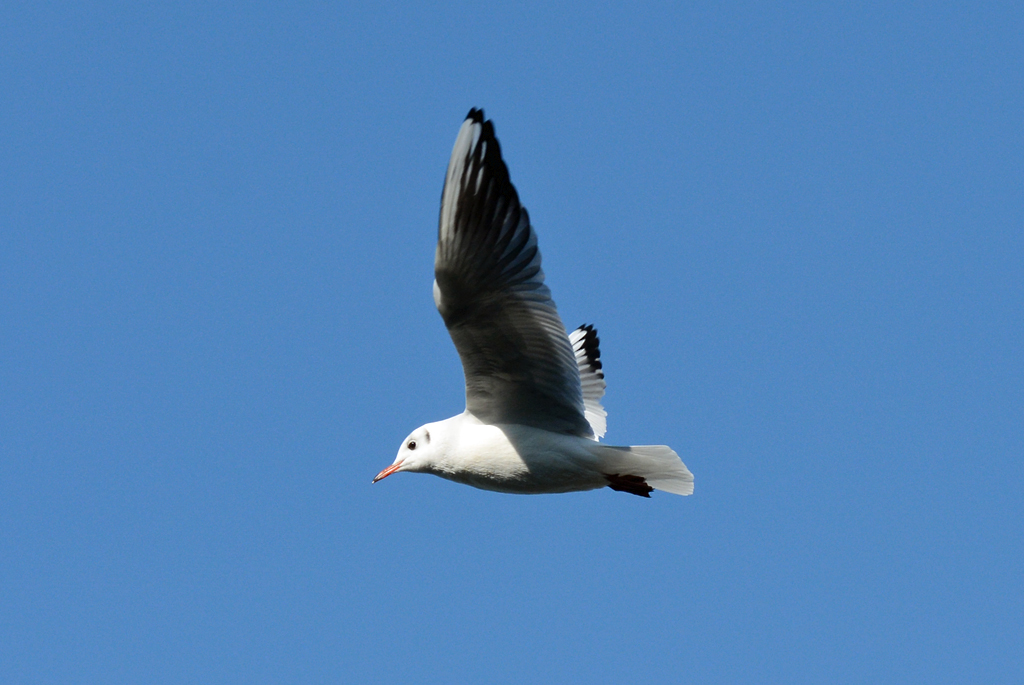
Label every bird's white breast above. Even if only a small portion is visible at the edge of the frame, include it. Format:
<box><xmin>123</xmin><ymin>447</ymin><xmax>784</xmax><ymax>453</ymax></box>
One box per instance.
<box><xmin>431</xmin><ymin>413</ymin><xmax>608</xmax><ymax>494</ymax></box>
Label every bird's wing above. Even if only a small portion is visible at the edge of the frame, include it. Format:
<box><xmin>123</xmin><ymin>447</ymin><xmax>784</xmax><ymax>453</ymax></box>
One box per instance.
<box><xmin>433</xmin><ymin>109</ymin><xmax>592</xmax><ymax>437</ymax></box>
<box><xmin>569</xmin><ymin>324</ymin><xmax>607</xmax><ymax>439</ymax></box>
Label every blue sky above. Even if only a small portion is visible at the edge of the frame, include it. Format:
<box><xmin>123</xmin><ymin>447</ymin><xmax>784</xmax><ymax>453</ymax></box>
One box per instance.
<box><xmin>2</xmin><ymin>2</ymin><xmax>1022</xmax><ymax>682</ymax></box>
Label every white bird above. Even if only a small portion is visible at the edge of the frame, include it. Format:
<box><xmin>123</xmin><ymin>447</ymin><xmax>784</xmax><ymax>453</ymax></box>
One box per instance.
<box><xmin>374</xmin><ymin>109</ymin><xmax>693</xmax><ymax>497</ymax></box>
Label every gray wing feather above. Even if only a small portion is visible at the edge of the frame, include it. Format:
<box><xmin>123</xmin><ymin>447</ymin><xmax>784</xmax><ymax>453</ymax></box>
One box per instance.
<box><xmin>433</xmin><ymin>109</ymin><xmax>591</xmax><ymax>437</ymax></box>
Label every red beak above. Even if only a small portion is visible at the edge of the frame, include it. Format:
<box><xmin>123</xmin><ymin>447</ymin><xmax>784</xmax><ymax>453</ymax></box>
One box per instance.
<box><xmin>373</xmin><ymin>462</ymin><xmax>403</xmax><ymax>483</ymax></box>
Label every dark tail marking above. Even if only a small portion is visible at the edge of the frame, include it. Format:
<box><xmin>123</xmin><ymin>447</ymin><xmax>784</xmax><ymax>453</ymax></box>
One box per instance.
<box><xmin>604</xmin><ymin>473</ymin><xmax>654</xmax><ymax>498</ymax></box>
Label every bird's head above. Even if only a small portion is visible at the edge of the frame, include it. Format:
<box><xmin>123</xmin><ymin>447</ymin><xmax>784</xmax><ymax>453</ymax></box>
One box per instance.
<box><xmin>373</xmin><ymin>424</ymin><xmax>437</xmax><ymax>483</ymax></box>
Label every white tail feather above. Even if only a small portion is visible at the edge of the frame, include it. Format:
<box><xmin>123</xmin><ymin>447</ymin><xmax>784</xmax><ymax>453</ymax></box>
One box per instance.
<box><xmin>593</xmin><ymin>444</ymin><xmax>694</xmax><ymax>496</ymax></box>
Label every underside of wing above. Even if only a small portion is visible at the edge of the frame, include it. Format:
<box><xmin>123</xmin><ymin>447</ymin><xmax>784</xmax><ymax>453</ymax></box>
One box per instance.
<box><xmin>433</xmin><ymin>109</ymin><xmax>592</xmax><ymax>437</ymax></box>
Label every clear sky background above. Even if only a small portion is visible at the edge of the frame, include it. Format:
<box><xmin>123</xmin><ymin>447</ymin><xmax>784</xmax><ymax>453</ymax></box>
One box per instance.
<box><xmin>2</xmin><ymin>2</ymin><xmax>1022</xmax><ymax>683</ymax></box>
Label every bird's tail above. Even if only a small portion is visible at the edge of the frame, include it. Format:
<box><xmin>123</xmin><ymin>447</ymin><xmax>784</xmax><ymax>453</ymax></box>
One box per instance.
<box><xmin>592</xmin><ymin>444</ymin><xmax>694</xmax><ymax>496</ymax></box>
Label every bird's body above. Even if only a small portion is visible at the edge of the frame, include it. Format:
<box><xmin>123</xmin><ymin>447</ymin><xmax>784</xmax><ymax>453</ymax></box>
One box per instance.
<box><xmin>404</xmin><ymin>414</ymin><xmax>606</xmax><ymax>495</ymax></box>
<box><xmin>374</xmin><ymin>109</ymin><xmax>694</xmax><ymax>498</ymax></box>
<box><xmin>392</xmin><ymin>413</ymin><xmax>691</xmax><ymax>496</ymax></box>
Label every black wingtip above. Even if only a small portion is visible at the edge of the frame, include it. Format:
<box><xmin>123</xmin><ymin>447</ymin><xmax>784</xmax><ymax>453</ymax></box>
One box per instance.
<box><xmin>605</xmin><ymin>473</ymin><xmax>654</xmax><ymax>497</ymax></box>
<box><xmin>575</xmin><ymin>324</ymin><xmax>603</xmax><ymax>372</ymax></box>
<box><xmin>459</xmin><ymin>108</ymin><xmax>504</xmax><ymax>180</ymax></box>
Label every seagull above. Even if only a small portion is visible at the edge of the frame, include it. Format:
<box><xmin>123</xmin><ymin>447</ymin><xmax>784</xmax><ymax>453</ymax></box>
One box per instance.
<box><xmin>373</xmin><ymin>109</ymin><xmax>693</xmax><ymax>497</ymax></box>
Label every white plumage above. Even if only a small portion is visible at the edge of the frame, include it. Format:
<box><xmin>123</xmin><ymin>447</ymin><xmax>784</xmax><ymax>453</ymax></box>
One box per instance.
<box><xmin>374</xmin><ymin>109</ymin><xmax>693</xmax><ymax>498</ymax></box>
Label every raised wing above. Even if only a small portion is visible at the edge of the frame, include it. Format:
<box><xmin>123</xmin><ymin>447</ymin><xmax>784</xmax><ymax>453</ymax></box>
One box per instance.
<box><xmin>433</xmin><ymin>109</ymin><xmax>592</xmax><ymax>437</ymax></box>
<box><xmin>569</xmin><ymin>324</ymin><xmax>607</xmax><ymax>439</ymax></box>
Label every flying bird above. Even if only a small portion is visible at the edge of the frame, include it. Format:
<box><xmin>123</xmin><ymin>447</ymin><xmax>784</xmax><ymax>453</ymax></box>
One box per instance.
<box><xmin>374</xmin><ymin>109</ymin><xmax>693</xmax><ymax>497</ymax></box>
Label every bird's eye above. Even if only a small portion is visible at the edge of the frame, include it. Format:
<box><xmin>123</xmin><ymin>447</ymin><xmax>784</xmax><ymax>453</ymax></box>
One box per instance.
<box><xmin>407</xmin><ymin>440</ymin><xmax>417</xmax><ymax>450</ymax></box>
